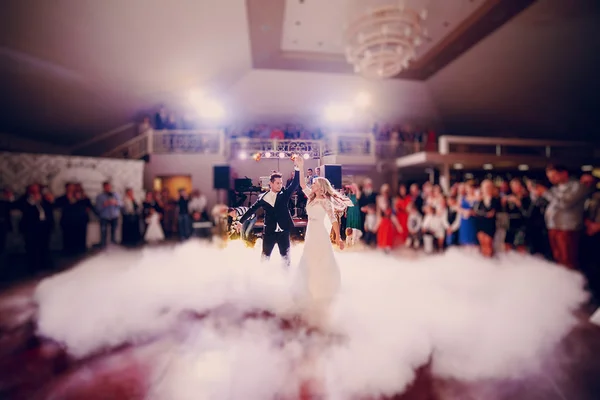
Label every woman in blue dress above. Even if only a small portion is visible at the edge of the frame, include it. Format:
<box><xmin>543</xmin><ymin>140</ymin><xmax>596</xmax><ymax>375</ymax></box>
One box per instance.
<box><xmin>458</xmin><ymin>182</ymin><xmax>478</xmax><ymax>246</ymax></box>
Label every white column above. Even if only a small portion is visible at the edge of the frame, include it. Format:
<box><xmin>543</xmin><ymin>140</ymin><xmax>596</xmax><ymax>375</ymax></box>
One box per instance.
<box><xmin>147</xmin><ymin>129</ymin><xmax>154</xmax><ymax>154</ymax></box>
<box><xmin>439</xmin><ymin>163</ymin><xmax>450</xmax><ymax>193</ymax></box>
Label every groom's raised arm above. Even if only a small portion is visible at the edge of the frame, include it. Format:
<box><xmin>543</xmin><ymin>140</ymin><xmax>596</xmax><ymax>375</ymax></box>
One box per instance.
<box><xmin>283</xmin><ymin>168</ymin><xmax>300</xmax><ymax>201</ymax></box>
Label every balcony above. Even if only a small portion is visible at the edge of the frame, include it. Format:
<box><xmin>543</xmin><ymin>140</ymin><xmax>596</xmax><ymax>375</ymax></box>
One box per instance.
<box><xmin>103</xmin><ymin>129</ymin><xmax>428</xmax><ymax>164</ymax></box>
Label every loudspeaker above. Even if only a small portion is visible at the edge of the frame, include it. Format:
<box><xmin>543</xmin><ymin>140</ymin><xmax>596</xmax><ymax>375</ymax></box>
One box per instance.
<box><xmin>213</xmin><ymin>165</ymin><xmax>231</xmax><ymax>190</ymax></box>
<box><xmin>322</xmin><ymin>164</ymin><xmax>342</xmax><ymax>189</ymax></box>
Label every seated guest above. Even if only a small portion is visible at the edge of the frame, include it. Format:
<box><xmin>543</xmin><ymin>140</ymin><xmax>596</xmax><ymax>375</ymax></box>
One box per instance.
<box><xmin>422</xmin><ymin>205</ymin><xmax>444</xmax><ymax>253</ymax></box>
<box><xmin>406</xmin><ymin>202</ymin><xmax>423</xmax><ymax>249</ymax></box>
<box><xmin>345</xmin><ymin>227</ymin><xmax>363</xmax><ymax>248</ymax></box>
<box><xmin>362</xmin><ymin>204</ymin><xmax>378</xmax><ymax>247</ymax></box>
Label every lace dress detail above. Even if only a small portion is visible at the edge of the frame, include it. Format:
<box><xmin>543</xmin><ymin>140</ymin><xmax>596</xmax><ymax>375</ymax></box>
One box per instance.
<box><xmin>303</xmin><ymin>187</ymin><xmax>337</xmax><ymax>225</ymax></box>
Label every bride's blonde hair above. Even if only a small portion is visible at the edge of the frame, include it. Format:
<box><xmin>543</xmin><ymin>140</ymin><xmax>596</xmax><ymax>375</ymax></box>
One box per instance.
<box><xmin>309</xmin><ymin>177</ymin><xmax>353</xmax><ymax>213</ymax></box>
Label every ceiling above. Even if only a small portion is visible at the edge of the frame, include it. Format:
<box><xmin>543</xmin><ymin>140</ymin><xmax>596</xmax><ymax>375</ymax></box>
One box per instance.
<box><xmin>0</xmin><ymin>0</ymin><xmax>598</xmax><ymax>147</ymax></box>
<box><xmin>280</xmin><ymin>0</ymin><xmax>488</xmax><ymax>59</ymax></box>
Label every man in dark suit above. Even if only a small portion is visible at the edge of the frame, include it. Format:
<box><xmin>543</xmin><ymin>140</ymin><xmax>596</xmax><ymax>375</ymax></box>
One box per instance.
<box><xmin>236</xmin><ymin>159</ymin><xmax>300</xmax><ymax>267</ymax></box>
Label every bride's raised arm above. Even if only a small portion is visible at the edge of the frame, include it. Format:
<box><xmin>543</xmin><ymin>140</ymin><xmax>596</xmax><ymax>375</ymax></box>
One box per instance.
<box><xmin>295</xmin><ymin>156</ymin><xmax>311</xmax><ymax>196</ymax></box>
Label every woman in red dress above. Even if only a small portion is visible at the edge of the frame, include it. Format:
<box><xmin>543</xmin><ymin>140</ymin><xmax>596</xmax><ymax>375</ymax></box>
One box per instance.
<box><xmin>394</xmin><ymin>184</ymin><xmax>411</xmax><ymax>245</ymax></box>
<box><xmin>377</xmin><ymin>184</ymin><xmax>402</xmax><ymax>251</ymax></box>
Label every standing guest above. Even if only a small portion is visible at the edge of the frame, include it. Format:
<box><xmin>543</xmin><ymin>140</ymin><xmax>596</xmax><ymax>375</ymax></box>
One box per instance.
<box><xmin>74</xmin><ymin>183</ymin><xmax>94</xmax><ymax>253</ymax></box>
<box><xmin>345</xmin><ymin>183</ymin><xmax>363</xmax><ymax>234</ymax></box>
<box><xmin>543</xmin><ymin>165</ymin><xmax>589</xmax><ymax>269</ymax></box>
<box><xmin>526</xmin><ymin>180</ymin><xmax>552</xmax><ymax>260</ymax></box>
<box><xmin>458</xmin><ymin>182</ymin><xmax>478</xmax><ymax>247</ymax></box>
<box><xmin>394</xmin><ymin>184</ymin><xmax>411</xmax><ymax>244</ymax></box>
<box><xmin>503</xmin><ymin>178</ymin><xmax>531</xmax><ymax>252</ymax></box>
<box><xmin>17</xmin><ymin>184</ymin><xmax>55</xmax><ymax>273</ymax></box>
<box><xmin>188</xmin><ymin>190</ymin><xmax>209</xmax><ymax>221</ymax></box>
<box><xmin>176</xmin><ymin>188</ymin><xmax>192</xmax><ymax>240</ymax></box>
<box><xmin>357</xmin><ymin>179</ymin><xmax>377</xmax><ymax>236</ymax></box>
<box><xmin>121</xmin><ymin>188</ymin><xmax>141</xmax><ymax>246</ymax></box>
<box><xmin>474</xmin><ymin>180</ymin><xmax>501</xmax><ymax>257</ymax></box>
<box><xmin>159</xmin><ymin>189</ymin><xmax>177</xmax><ymax>238</ymax></box>
<box><xmin>409</xmin><ymin>184</ymin><xmax>424</xmax><ymax>215</ymax></box>
<box><xmin>55</xmin><ymin>183</ymin><xmax>83</xmax><ymax>255</ymax></box>
<box><xmin>376</xmin><ymin>184</ymin><xmax>402</xmax><ymax>252</ymax></box>
<box><xmin>95</xmin><ymin>181</ymin><xmax>122</xmax><ymax>247</ymax></box>
<box><xmin>443</xmin><ymin>196</ymin><xmax>461</xmax><ymax>247</ymax></box>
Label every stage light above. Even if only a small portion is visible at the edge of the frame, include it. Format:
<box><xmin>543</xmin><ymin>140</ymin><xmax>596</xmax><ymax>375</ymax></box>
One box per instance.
<box><xmin>252</xmin><ymin>153</ymin><xmax>261</xmax><ymax>162</ymax></box>
<box><xmin>188</xmin><ymin>89</ymin><xmax>204</xmax><ymax>103</ymax></box>
<box><xmin>464</xmin><ymin>173</ymin><xmax>474</xmax><ymax>180</ymax></box>
<box><xmin>265</xmin><ymin>152</ymin><xmax>272</xmax><ymax>158</ymax></box>
<box><xmin>199</xmin><ymin>99</ymin><xmax>225</xmax><ymax>120</ymax></box>
<box><xmin>188</xmin><ymin>89</ymin><xmax>225</xmax><ymax>121</ymax></box>
<box><xmin>303</xmin><ymin>153</ymin><xmax>310</xmax><ymax>160</ymax></box>
<box><xmin>483</xmin><ymin>164</ymin><xmax>493</xmax><ymax>170</ymax></box>
<box><xmin>239</xmin><ymin>152</ymin><xmax>247</xmax><ymax>160</ymax></box>
<box><xmin>582</xmin><ymin>165</ymin><xmax>593</xmax><ymax>172</ymax></box>
<box><xmin>278</xmin><ymin>152</ymin><xmax>285</xmax><ymax>158</ymax></box>
<box><xmin>453</xmin><ymin>163</ymin><xmax>464</xmax><ymax>170</ymax></box>
<box><xmin>325</xmin><ymin>103</ymin><xmax>353</xmax><ymax>122</ymax></box>
<box><xmin>354</xmin><ymin>92</ymin><xmax>371</xmax><ymax>108</ymax></box>
<box><xmin>518</xmin><ymin>164</ymin><xmax>529</xmax><ymax>171</ymax></box>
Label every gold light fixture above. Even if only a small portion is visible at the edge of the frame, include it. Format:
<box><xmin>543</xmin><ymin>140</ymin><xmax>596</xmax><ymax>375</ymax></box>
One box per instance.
<box><xmin>344</xmin><ymin>0</ymin><xmax>428</xmax><ymax>79</ymax></box>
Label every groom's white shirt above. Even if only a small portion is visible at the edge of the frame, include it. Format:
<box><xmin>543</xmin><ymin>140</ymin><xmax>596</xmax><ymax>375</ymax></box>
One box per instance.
<box><xmin>263</xmin><ymin>191</ymin><xmax>283</xmax><ymax>232</ymax></box>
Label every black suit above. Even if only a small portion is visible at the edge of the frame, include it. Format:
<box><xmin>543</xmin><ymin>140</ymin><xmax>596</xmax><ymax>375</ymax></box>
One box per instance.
<box><xmin>240</xmin><ymin>170</ymin><xmax>300</xmax><ymax>266</ymax></box>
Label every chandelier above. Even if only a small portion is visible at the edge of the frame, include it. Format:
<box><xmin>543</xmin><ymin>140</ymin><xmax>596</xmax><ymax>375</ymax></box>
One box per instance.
<box><xmin>344</xmin><ymin>1</ymin><xmax>428</xmax><ymax>79</ymax></box>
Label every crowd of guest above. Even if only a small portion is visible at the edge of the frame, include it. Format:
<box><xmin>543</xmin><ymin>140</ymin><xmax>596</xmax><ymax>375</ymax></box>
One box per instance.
<box><xmin>333</xmin><ymin>165</ymin><xmax>599</xmax><ymax>300</ymax></box>
<box><xmin>138</xmin><ymin>105</ymin><xmax>437</xmax><ymax>147</ymax></box>
<box><xmin>0</xmin><ymin>182</ymin><xmax>210</xmax><ymax>277</ymax></box>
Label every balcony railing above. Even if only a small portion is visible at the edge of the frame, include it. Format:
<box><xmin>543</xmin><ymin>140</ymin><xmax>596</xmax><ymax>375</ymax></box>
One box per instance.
<box><xmin>229</xmin><ymin>138</ymin><xmax>324</xmax><ymax>159</ymax></box>
<box><xmin>103</xmin><ymin>129</ymin><xmax>429</xmax><ymax>160</ymax></box>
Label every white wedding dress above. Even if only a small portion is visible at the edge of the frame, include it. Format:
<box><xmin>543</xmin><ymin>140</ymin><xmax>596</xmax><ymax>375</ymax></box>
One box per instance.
<box><xmin>293</xmin><ymin>187</ymin><xmax>341</xmax><ymax>324</ymax></box>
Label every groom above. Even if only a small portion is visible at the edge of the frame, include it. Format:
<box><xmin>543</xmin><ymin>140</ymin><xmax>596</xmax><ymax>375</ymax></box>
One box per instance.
<box><xmin>235</xmin><ymin>157</ymin><xmax>300</xmax><ymax>267</ymax></box>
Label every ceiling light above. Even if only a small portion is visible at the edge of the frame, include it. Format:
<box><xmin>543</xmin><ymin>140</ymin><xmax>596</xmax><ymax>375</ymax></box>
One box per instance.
<box><xmin>518</xmin><ymin>164</ymin><xmax>529</xmax><ymax>171</ymax></box>
<box><xmin>582</xmin><ymin>165</ymin><xmax>593</xmax><ymax>172</ymax></box>
<box><xmin>483</xmin><ymin>164</ymin><xmax>493</xmax><ymax>170</ymax></box>
<box><xmin>354</xmin><ymin>92</ymin><xmax>371</xmax><ymax>108</ymax></box>
<box><xmin>324</xmin><ymin>104</ymin><xmax>353</xmax><ymax>122</ymax></box>
<box><xmin>454</xmin><ymin>163</ymin><xmax>464</xmax><ymax>170</ymax></box>
<box><xmin>464</xmin><ymin>173</ymin><xmax>474</xmax><ymax>180</ymax></box>
<box><xmin>303</xmin><ymin>153</ymin><xmax>310</xmax><ymax>159</ymax></box>
<box><xmin>278</xmin><ymin>152</ymin><xmax>286</xmax><ymax>158</ymax></box>
<box><xmin>344</xmin><ymin>3</ymin><xmax>428</xmax><ymax>78</ymax></box>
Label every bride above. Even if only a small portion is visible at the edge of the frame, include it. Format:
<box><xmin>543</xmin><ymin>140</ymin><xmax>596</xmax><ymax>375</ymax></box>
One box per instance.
<box><xmin>293</xmin><ymin>156</ymin><xmax>353</xmax><ymax>325</ymax></box>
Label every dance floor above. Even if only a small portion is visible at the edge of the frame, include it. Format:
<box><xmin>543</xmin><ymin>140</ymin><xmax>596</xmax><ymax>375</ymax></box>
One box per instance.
<box><xmin>1</xmin><ymin>240</ymin><xmax>600</xmax><ymax>400</ymax></box>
